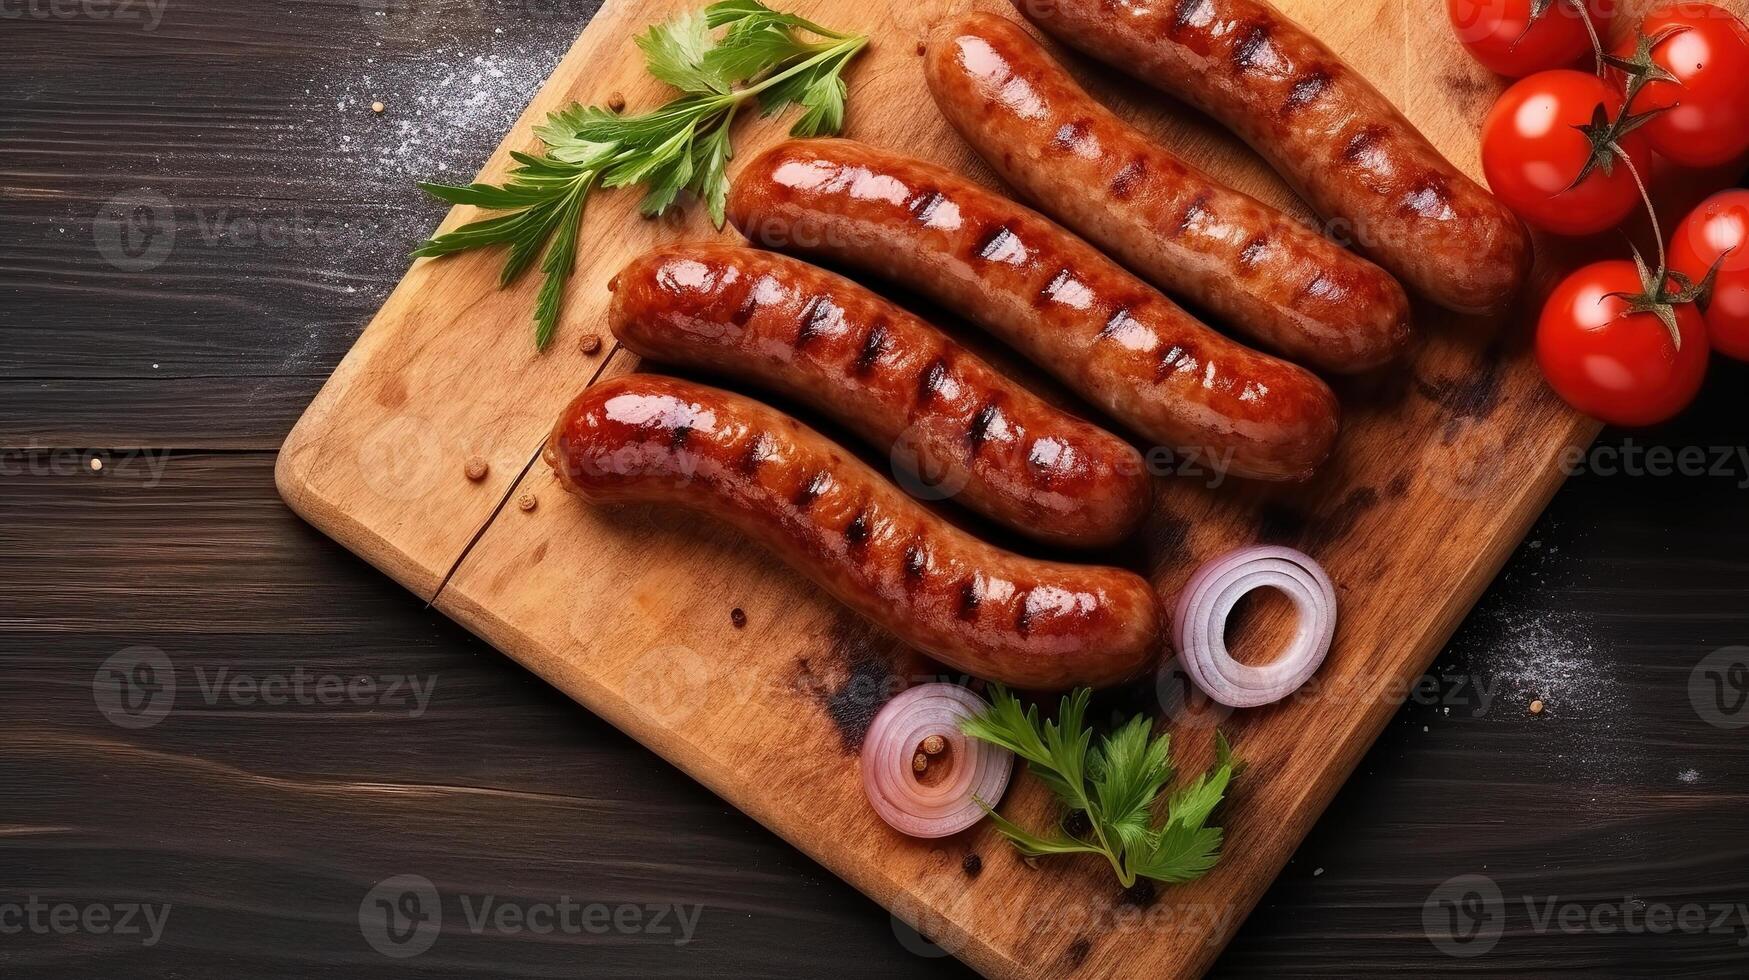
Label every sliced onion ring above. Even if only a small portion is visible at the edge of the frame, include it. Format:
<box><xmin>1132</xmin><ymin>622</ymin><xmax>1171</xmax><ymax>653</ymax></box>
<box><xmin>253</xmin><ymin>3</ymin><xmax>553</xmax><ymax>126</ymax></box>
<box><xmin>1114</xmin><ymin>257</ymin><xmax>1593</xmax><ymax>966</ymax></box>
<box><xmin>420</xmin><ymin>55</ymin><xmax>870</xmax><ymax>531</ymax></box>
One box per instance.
<box><xmin>861</xmin><ymin>683</ymin><xmax>1013</xmax><ymax>838</ymax></box>
<box><xmin>1172</xmin><ymin>545</ymin><xmax>1337</xmax><ymax>708</ymax></box>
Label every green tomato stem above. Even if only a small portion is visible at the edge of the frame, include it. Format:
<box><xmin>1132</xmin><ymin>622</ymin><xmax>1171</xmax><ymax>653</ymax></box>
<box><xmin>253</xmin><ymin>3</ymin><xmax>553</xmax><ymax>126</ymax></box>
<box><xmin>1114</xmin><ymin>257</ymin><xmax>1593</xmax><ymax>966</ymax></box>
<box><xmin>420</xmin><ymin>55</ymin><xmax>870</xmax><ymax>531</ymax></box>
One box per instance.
<box><xmin>1612</xmin><ymin>143</ymin><xmax>1665</xmax><ymax>281</ymax></box>
<box><xmin>1570</xmin><ymin>0</ymin><xmax>1606</xmax><ymax>76</ymax></box>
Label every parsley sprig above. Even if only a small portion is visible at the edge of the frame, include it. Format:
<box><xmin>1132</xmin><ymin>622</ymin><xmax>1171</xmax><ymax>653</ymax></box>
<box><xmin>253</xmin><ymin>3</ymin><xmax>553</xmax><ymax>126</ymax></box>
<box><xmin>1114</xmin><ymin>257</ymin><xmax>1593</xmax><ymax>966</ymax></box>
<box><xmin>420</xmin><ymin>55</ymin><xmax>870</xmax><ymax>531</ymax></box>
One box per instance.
<box><xmin>412</xmin><ymin>0</ymin><xmax>869</xmax><ymax>349</ymax></box>
<box><xmin>960</xmin><ymin>686</ymin><xmax>1241</xmax><ymax>888</ymax></box>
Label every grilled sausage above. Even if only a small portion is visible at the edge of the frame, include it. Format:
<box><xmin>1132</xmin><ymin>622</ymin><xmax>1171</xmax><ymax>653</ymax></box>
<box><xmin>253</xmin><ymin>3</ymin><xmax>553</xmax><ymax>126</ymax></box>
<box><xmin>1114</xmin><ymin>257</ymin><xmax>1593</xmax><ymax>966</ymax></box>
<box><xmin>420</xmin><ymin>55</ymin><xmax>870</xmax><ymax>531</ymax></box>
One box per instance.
<box><xmin>727</xmin><ymin>138</ymin><xmax>1340</xmax><ymax>482</ymax></box>
<box><xmin>924</xmin><ymin>11</ymin><xmax>1411</xmax><ymax>373</ymax></box>
<box><xmin>608</xmin><ymin>243</ymin><xmax>1151</xmax><ymax>548</ymax></box>
<box><xmin>546</xmin><ymin>374</ymin><xmax>1164</xmax><ymax>689</ymax></box>
<box><xmin>1010</xmin><ymin>0</ymin><xmax>1532</xmax><ymax>315</ymax></box>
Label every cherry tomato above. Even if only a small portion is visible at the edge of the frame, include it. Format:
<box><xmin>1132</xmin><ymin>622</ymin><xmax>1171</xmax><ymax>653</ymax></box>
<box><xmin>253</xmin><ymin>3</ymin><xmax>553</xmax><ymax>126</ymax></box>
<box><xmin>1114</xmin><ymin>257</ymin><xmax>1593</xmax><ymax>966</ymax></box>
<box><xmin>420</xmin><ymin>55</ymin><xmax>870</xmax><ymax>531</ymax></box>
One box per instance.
<box><xmin>1670</xmin><ymin>189</ymin><xmax>1749</xmax><ymax>361</ymax></box>
<box><xmin>1447</xmin><ymin>0</ymin><xmax>1614</xmax><ymax>77</ymax></box>
<box><xmin>1481</xmin><ymin>70</ymin><xmax>1653</xmax><ymax>236</ymax></box>
<box><xmin>1537</xmin><ymin>259</ymin><xmax>1709</xmax><ymax>426</ymax></box>
<box><xmin>1615</xmin><ymin>3</ymin><xmax>1749</xmax><ymax>168</ymax></box>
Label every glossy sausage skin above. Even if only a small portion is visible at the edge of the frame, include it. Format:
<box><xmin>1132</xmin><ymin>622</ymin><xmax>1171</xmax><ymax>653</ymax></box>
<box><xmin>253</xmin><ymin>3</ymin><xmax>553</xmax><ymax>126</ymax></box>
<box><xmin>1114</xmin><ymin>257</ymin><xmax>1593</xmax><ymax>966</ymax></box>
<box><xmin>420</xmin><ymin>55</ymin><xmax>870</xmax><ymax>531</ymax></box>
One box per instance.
<box><xmin>924</xmin><ymin>12</ymin><xmax>1411</xmax><ymax>373</ymax></box>
<box><xmin>1011</xmin><ymin>0</ymin><xmax>1533</xmax><ymax>315</ymax></box>
<box><xmin>609</xmin><ymin>243</ymin><xmax>1151</xmax><ymax>548</ymax></box>
<box><xmin>727</xmin><ymin>138</ymin><xmax>1340</xmax><ymax>482</ymax></box>
<box><xmin>547</xmin><ymin>374</ymin><xmax>1164</xmax><ymax>690</ymax></box>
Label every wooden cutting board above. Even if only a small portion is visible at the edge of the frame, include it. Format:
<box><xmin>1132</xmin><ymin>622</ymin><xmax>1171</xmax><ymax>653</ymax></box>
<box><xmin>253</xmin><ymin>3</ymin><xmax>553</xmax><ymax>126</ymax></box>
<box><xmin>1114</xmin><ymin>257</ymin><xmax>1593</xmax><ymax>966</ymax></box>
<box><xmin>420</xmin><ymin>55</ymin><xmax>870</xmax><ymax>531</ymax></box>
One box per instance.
<box><xmin>274</xmin><ymin>0</ymin><xmax>1698</xmax><ymax>974</ymax></box>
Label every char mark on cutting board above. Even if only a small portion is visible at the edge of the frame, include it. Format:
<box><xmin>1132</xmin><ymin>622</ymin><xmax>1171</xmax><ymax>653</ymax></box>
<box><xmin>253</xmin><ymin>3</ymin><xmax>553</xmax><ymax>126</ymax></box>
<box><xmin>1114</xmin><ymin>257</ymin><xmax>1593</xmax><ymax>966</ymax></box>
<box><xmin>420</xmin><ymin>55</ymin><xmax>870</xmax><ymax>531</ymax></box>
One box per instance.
<box><xmin>1258</xmin><ymin>486</ymin><xmax>1379</xmax><ymax>551</ymax></box>
<box><xmin>805</xmin><ymin>614</ymin><xmax>904</xmax><ymax>752</ymax></box>
<box><xmin>1415</xmin><ymin>351</ymin><xmax>1503</xmax><ymax>421</ymax></box>
<box><xmin>1150</xmin><ymin>508</ymin><xmax>1191</xmax><ymax>557</ymax></box>
<box><xmin>1441</xmin><ymin>69</ymin><xmax>1493</xmax><ymax>107</ymax></box>
<box><xmin>1120</xmin><ymin>879</ymin><xmax>1158</xmax><ymax>906</ymax></box>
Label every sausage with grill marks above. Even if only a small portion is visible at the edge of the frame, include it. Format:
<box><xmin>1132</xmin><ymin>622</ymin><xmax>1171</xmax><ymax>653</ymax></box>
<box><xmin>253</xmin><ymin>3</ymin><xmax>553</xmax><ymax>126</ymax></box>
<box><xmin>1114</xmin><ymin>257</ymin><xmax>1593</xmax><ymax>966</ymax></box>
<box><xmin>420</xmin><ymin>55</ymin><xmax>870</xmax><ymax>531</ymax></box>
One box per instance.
<box><xmin>546</xmin><ymin>374</ymin><xmax>1164</xmax><ymax>690</ymax></box>
<box><xmin>1011</xmin><ymin>0</ymin><xmax>1532</xmax><ymax>315</ymax></box>
<box><xmin>726</xmin><ymin>138</ymin><xmax>1340</xmax><ymax>482</ymax></box>
<box><xmin>924</xmin><ymin>11</ymin><xmax>1411</xmax><ymax>373</ymax></box>
<box><xmin>608</xmin><ymin>243</ymin><xmax>1151</xmax><ymax>548</ymax></box>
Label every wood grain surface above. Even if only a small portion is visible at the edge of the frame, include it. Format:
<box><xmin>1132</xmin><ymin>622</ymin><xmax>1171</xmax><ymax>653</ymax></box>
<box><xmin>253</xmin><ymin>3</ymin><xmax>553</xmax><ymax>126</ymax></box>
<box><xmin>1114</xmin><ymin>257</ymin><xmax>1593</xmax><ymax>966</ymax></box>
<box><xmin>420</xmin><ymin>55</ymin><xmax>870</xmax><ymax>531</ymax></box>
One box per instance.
<box><xmin>3</xmin><ymin>0</ymin><xmax>1747</xmax><ymax>977</ymax></box>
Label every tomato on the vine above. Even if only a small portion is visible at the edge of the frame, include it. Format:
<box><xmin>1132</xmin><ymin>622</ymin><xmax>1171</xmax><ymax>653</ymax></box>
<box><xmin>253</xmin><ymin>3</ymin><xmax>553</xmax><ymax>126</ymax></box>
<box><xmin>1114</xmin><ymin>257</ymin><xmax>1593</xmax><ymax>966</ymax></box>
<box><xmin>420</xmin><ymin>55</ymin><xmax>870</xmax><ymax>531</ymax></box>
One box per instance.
<box><xmin>1670</xmin><ymin>189</ymin><xmax>1749</xmax><ymax>361</ymax></box>
<box><xmin>1538</xmin><ymin>259</ymin><xmax>1709</xmax><ymax>426</ymax></box>
<box><xmin>1613</xmin><ymin>3</ymin><xmax>1749</xmax><ymax>168</ymax></box>
<box><xmin>1481</xmin><ymin>70</ymin><xmax>1653</xmax><ymax>236</ymax></box>
<box><xmin>1447</xmin><ymin>0</ymin><xmax>1614</xmax><ymax>77</ymax></box>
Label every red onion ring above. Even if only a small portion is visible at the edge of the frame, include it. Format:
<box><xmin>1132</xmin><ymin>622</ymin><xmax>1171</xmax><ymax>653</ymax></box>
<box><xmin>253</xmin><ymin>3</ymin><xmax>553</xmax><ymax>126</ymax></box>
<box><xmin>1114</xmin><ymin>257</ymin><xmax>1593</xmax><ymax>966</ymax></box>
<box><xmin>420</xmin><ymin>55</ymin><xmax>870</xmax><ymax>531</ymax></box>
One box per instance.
<box><xmin>860</xmin><ymin>683</ymin><xmax>1013</xmax><ymax>838</ymax></box>
<box><xmin>1172</xmin><ymin>545</ymin><xmax>1337</xmax><ymax>708</ymax></box>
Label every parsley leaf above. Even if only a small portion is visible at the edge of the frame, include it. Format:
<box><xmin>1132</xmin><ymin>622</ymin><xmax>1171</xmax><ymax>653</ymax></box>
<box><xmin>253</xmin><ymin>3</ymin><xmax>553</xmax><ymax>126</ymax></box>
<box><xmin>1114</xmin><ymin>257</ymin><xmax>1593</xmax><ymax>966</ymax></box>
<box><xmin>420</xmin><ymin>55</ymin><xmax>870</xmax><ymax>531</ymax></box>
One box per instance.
<box><xmin>961</xmin><ymin>685</ymin><xmax>1240</xmax><ymax>888</ymax></box>
<box><xmin>412</xmin><ymin>0</ymin><xmax>868</xmax><ymax>349</ymax></box>
<box><xmin>635</xmin><ymin>9</ymin><xmax>728</xmax><ymax>95</ymax></box>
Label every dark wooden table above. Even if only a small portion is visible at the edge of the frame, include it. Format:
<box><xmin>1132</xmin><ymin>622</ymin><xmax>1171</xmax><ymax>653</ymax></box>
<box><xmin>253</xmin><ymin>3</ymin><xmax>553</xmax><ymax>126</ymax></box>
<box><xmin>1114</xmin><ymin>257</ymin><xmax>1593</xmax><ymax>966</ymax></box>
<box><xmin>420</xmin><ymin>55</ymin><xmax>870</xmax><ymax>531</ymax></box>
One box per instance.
<box><xmin>4</xmin><ymin>1</ymin><xmax>1747</xmax><ymax>977</ymax></box>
